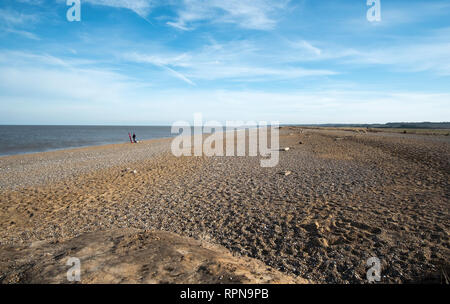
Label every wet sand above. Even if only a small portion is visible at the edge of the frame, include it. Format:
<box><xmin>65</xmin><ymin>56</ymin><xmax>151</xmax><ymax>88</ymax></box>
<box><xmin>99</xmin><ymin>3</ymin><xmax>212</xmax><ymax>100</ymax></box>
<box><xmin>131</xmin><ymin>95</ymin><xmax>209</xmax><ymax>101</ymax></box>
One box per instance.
<box><xmin>0</xmin><ymin>127</ymin><xmax>449</xmax><ymax>283</ymax></box>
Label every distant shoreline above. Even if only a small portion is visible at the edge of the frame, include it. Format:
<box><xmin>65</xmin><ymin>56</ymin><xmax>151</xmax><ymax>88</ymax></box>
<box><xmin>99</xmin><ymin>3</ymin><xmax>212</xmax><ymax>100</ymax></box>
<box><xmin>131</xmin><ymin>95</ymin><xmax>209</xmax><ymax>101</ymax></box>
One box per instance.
<box><xmin>0</xmin><ymin>125</ymin><xmax>259</xmax><ymax>158</ymax></box>
<box><xmin>0</xmin><ymin>136</ymin><xmax>176</xmax><ymax>158</ymax></box>
<box><xmin>0</xmin><ymin>125</ymin><xmax>175</xmax><ymax>157</ymax></box>
<box><xmin>281</xmin><ymin>122</ymin><xmax>450</xmax><ymax>129</ymax></box>
<box><xmin>0</xmin><ymin>136</ymin><xmax>175</xmax><ymax>159</ymax></box>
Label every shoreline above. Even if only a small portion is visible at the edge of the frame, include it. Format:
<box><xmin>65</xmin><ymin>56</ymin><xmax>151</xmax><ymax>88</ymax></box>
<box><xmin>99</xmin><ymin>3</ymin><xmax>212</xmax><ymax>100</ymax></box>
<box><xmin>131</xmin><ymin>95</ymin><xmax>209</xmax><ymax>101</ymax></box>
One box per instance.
<box><xmin>0</xmin><ymin>125</ymin><xmax>260</xmax><ymax>159</ymax></box>
<box><xmin>0</xmin><ymin>136</ymin><xmax>176</xmax><ymax>159</ymax></box>
<box><xmin>0</xmin><ymin>136</ymin><xmax>174</xmax><ymax>191</ymax></box>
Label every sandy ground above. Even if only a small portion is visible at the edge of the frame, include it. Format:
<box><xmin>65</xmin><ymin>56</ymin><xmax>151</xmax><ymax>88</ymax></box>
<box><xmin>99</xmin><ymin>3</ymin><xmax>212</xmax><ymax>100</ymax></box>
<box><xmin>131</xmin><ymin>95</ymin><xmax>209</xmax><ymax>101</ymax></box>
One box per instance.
<box><xmin>0</xmin><ymin>228</ymin><xmax>306</xmax><ymax>284</ymax></box>
<box><xmin>0</xmin><ymin>127</ymin><xmax>449</xmax><ymax>283</ymax></box>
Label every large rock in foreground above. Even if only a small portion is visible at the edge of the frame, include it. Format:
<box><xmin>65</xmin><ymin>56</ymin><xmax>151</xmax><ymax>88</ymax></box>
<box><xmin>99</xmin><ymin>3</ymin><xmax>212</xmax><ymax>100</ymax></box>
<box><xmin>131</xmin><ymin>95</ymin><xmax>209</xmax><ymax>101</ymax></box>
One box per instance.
<box><xmin>0</xmin><ymin>229</ymin><xmax>308</xmax><ymax>284</ymax></box>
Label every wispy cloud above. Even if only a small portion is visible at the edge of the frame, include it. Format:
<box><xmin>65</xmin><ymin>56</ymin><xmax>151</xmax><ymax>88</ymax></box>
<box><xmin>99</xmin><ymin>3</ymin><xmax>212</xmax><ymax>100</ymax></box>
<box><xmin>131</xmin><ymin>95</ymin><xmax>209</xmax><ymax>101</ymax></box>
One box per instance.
<box><xmin>166</xmin><ymin>20</ymin><xmax>190</xmax><ymax>31</ymax></box>
<box><xmin>0</xmin><ymin>51</ymin><xmax>145</xmax><ymax>105</ymax></box>
<box><xmin>166</xmin><ymin>0</ymin><xmax>289</xmax><ymax>30</ymax></box>
<box><xmin>83</xmin><ymin>0</ymin><xmax>156</xmax><ymax>18</ymax></box>
<box><xmin>289</xmin><ymin>40</ymin><xmax>322</xmax><ymax>56</ymax></box>
<box><xmin>124</xmin><ymin>52</ymin><xmax>195</xmax><ymax>85</ymax></box>
<box><xmin>165</xmin><ymin>66</ymin><xmax>196</xmax><ymax>85</ymax></box>
<box><xmin>15</xmin><ymin>0</ymin><xmax>44</xmax><ymax>4</ymax></box>
<box><xmin>0</xmin><ymin>8</ymin><xmax>39</xmax><ymax>25</ymax></box>
<box><xmin>176</xmin><ymin>90</ymin><xmax>450</xmax><ymax>123</ymax></box>
<box><xmin>124</xmin><ymin>43</ymin><xmax>337</xmax><ymax>83</ymax></box>
<box><xmin>186</xmin><ymin>65</ymin><xmax>337</xmax><ymax>81</ymax></box>
<box><xmin>0</xmin><ymin>8</ymin><xmax>40</xmax><ymax>40</ymax></box>
<box><xmin>2</xmin><ymin>28</ymin><xmax>40</xmax><ymax>40</ymax></box>
<box><xmin>1</xmin><ymin>50</ymin><xmax>449</xmax><ymax>124</ymax></box>
<box><xmin>82</xmin><ymin>0</ymin><xmax>289</xmax><ymax>30</ymax></box>
<box><xmin>340</xmin><ymin>42</ymin><xmax>450</xmax><ymax>76</ymax></box>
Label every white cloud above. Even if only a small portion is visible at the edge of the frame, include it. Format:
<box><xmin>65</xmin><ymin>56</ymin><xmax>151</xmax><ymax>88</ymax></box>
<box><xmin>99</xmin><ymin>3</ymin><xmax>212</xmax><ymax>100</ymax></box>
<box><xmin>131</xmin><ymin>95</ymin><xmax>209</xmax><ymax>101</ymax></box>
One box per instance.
<box><xmin>0</xmin><ymin>8</ymin><xmax>40</xmax><ymax>25</ymax></box>
<box><xmin>290</xmin><ymin>40</ymin><xmax>322</xmax><ymax>56</ymax></box>
<box><xmin>163</xmin><ymin>90</ymin><xmax>450</xmax><ymax>124</ymax></box>
<box><xmin>83</xmin><ymin>0</ymin><xmax>156</xmax><ymax>18</ymax></box>
<box><xmin>279</xmin><ymin>31</ymin><xmax>450</xmax><ymax>76</ymax></box>
<box><xmin>342</xmin><ymin>42</ymin><xmax>450</xmax><ymax>76</ymax></box>
<box><xmin>186</xmin><ymin>65</ymin><xmax>336</xmax><ymax>81</ymax></box>
<box><xmin>124</xmin><ymin>52</ymin><xmax>191</xmax><ymax>67</ymax></box>
<box><xmin>82</xmin><ymin>0</ymin><xmax>289</xmax><ymax>30</ymax></box>
<box><xmin>2</xmin><ymin>28</ymin><xmax>40</xmax><ymax>40</ymax></box>
<box><xmin>1</xmin><ymin>51</ymin><xmax>448</xmax><ymax>124</ymax></box>
<box><xmin>0</xmin><ymin>51</ymin><xmax>144</xmax><ymax>105</ymax></box>
<box><xmin>124</xmin><ymin>52</ymin><xmax>195</xmax><ymax>85</ymax></box>
<box><xmin>166</xmin><ymin>0</ymin><xmax>289</xmax><ymax>30</ymax></box>
<box><xmin>0</xmin><ymin>8</ymin><xmax>40</xmax><ymax>40</ymax></box>
<box><xmin>0</xmin><ymin>50</ymin><xmax>97</xmax><ymax>68</ymax></box>
<box><xmin>123</xmin><ymin>39</ymin><xmax>337</xmax><ymax>83</ymax></box>
<box><xmin>165</xmin><ymin>66</ymin><xmax>196</xmax><ymax>85</ymax></box>
<box><xmin>166</xmin><ymin>21</ymin><xmax>191</xmax><ymax>31</ymax></box>
<box><xmin>15</xmin><ymin>0</ymin><xmax>44</xmax><ymax>4</ymax></box>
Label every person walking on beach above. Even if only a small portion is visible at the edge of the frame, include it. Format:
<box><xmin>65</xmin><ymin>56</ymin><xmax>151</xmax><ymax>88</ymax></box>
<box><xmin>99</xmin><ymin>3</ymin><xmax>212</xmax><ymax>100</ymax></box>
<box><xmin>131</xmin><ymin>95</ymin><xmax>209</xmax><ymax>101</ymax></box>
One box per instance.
<box><xmin>132</xmin><ymin>132</ymin><xmax>137</xmax><ymax>143</ymax></box>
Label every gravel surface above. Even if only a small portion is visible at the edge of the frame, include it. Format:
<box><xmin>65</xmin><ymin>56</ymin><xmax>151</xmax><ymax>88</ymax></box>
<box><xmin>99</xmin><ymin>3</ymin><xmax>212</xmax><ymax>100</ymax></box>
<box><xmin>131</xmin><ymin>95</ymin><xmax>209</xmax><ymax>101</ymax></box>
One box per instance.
<box><xmin>0</xmin><ymin>138</ymin><xmax>171</xmax><ymax>191</ymax></box>
<box><xmin>0</xmin><ymin>128</ymin><xmax>449</xmax><ymax>283</ymax></box>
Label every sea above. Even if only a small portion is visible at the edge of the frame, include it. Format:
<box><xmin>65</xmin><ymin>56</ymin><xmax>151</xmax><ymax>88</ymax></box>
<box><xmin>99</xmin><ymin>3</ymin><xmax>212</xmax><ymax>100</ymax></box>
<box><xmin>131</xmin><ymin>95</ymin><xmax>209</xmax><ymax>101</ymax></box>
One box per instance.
<box><xmin>0</xmin><ymin>125</ymin><xmax>175</xmax><ymax>156</ymax></box>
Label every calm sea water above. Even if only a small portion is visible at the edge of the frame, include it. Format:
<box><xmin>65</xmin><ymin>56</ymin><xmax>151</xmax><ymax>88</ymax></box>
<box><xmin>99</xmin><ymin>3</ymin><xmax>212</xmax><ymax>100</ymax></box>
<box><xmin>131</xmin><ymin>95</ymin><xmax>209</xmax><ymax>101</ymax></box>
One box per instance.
<box><xmin>0</xmin><ymin>126</ymin><xmax>175</xmax><ymax>156</ymax></box>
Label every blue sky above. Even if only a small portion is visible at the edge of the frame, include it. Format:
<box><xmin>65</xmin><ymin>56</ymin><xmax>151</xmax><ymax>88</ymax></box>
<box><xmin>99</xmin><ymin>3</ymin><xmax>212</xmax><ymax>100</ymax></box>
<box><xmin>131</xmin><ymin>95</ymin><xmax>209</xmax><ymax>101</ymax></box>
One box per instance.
<box><xmin>0</xmin><ymin>0</ymin><xmax>449</xmax><ymax>125</ymax></box>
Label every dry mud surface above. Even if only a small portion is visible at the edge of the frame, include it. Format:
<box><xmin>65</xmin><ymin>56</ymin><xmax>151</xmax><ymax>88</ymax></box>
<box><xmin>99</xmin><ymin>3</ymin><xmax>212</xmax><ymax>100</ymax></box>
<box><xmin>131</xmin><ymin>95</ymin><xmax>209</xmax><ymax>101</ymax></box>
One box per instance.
<box><xmin>0</xmin><ymin>128</ymin><xmax>449</xmax><ymax>283</ymax></box>
<box><xmin>0</xmin><ymin>229</ymin><xmax>305</xmax><ymax>284</ymax></box>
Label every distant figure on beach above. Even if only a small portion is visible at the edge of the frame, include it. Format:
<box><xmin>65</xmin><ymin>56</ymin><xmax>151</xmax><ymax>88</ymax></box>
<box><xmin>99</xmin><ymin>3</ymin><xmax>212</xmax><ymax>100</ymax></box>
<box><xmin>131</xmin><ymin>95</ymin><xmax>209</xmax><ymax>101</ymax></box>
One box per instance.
<box><xmin>132</xmin><ymin>133</ymin><xmax>137</xmax><ymax>143</ymax></box>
